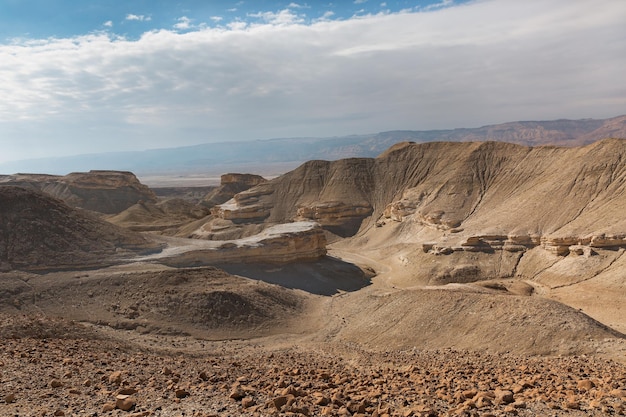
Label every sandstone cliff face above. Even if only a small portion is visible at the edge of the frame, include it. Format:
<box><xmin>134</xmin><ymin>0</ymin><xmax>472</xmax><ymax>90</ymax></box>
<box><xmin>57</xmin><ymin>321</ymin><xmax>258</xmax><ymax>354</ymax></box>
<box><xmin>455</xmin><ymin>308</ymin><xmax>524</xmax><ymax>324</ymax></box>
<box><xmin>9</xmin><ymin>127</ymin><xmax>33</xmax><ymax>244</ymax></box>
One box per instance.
<box><xmin>148</xmin><ymin>222</ymin><xmax>327</xmax><ymax>266</ymax></box>
<box><xmin>207</xmin><ymin>139</ymin><xmax>626</xmax><ymax>257</ymax></box>
<box><xmin>209</xmin><ymin>158</ymin><xmax>379</xmax><ymax>237</ymax></box>
<box><xmin>203</xmin><ymin>173</ymin><xmax>267</xmax><ymax>207</ymax></box>
<box><xmin>296</xmin><ymin>201</ymin><xmax>373</xmax><ymax>237</ymax></box>
<box><xmin>0</xmin><ymin>187</ymin><xmax>161</xmax><ymax>271</ymax></box>
<box><xmin>0</xmin><ymin>170</ymin><xmax>156</xmax><ymax>214</ymax></box>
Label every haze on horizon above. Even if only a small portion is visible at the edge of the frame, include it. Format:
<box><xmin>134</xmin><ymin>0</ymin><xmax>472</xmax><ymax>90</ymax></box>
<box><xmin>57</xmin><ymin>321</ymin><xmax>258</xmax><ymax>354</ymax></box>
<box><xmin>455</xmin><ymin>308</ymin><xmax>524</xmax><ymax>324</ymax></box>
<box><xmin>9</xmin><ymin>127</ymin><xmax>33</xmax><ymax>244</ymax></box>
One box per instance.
<box><xmin>1</xmin><ymin>0</ymin><xmax>625</xmax><ymax>164</ymax></box>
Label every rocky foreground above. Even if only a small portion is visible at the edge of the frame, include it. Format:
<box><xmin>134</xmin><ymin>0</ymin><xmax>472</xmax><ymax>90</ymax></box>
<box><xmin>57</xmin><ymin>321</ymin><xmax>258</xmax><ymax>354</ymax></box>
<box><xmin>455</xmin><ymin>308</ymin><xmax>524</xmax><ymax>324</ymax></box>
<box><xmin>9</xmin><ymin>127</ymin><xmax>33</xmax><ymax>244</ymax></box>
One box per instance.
<box><xmin>1</xmin><ymin>316</ymin><xmax>625</xmax><ymax>417</ymax></box>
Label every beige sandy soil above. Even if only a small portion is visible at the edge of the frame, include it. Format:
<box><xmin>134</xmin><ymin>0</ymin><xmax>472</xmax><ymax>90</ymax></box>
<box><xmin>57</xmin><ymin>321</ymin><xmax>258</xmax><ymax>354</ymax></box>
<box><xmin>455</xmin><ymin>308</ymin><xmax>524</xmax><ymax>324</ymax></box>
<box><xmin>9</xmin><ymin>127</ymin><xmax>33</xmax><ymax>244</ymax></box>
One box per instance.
<box><xmin>2</xmin><ymin>242</ymin><xmax>626</xmax><ymax>416</ymax></box>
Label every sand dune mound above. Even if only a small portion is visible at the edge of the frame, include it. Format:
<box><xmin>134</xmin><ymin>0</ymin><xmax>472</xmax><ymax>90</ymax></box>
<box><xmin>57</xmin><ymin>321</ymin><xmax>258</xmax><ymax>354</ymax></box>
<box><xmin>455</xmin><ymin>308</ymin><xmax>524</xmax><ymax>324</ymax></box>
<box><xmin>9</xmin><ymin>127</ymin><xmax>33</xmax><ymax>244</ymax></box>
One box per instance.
<box><xmin>0</xmin><ymin>187</ymin><xmax>161</xmax><ymax>271</ymax></box>
<box><xmin>331</xmin><ymin>288</ymin><xmax>622</xmax><ymax>355</ymax></box>
<box><xmin>106</xmin><ymin>199</ymin><xmax>209</xmax><ymax>233</ymax></box>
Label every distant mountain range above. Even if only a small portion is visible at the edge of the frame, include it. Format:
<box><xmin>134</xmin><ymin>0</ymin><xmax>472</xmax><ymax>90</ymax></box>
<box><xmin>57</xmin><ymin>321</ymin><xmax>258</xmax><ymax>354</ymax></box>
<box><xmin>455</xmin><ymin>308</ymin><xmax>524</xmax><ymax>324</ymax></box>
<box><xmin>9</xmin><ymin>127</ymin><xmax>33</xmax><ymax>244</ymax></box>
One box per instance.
<box><xmin>2</xmin><ymin>115</ymin><xmax>625</xmax><ymax>178</ymax></box>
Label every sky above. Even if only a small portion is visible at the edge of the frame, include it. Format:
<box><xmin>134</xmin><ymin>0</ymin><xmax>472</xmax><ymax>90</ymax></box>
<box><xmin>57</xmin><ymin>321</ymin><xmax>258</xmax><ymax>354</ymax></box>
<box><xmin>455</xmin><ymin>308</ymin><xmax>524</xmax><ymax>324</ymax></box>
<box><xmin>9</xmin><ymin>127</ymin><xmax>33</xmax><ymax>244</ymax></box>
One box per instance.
<box><xmin>0</xmin><ymin>0</ymin><xmax>625</xmax><ymax>163</ymax></box>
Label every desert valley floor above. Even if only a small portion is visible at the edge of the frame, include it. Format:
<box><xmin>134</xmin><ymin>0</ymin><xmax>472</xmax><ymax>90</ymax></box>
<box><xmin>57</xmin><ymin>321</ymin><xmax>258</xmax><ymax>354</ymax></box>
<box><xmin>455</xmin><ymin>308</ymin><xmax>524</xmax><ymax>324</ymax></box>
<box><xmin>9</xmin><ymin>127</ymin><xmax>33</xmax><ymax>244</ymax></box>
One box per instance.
<box><xmin>2</xmin><ymin>139</ymin><xmax>626</xmax><ymax>416</ymax></box>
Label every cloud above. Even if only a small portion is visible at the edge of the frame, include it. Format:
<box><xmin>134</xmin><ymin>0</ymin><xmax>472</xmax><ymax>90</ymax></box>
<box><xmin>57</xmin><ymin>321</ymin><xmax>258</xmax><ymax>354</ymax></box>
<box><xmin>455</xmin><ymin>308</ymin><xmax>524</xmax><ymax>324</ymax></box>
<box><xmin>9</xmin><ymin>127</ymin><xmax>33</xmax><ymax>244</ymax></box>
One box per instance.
<box><xmin>103</xmin><ymin>20</ymin><xmax>113</xmax><ymax>28</ymax></box>
<box><xmin>354</xmin><ymin>0</ymin><xmax>367</xmax><ymax>4</ymax></box>
<box><xmin>210</xmin><ymin>16</ymin><xmax>223</xmax><ymax>22</ymax></box>
<box><xmin>126</xmin><ymin>14</ymin><xmax>151</xmax><ymax>22</ymax></box>
<box><xmin>314</xmin><ymin>11</ymin><xmax>335</xmax><ymax>22</ymax></box>
<box><xmin>248</xmin><ymin>9</ymin><xmax>305</xmax><ymax>25</ymax></box>
<box><xmin>0</xmin><ymin>0</ymin><xmax>625</xmax><ymax>162</ymax></box>
<box><xmin>422</xmin><ymin>0</ymin><xmax>454</xmax><ymax>11</ymax></box>
<box><xmin>173</xmin><ymin>16</ymin><xmax>192</xmax><ymax>30</ymax></box>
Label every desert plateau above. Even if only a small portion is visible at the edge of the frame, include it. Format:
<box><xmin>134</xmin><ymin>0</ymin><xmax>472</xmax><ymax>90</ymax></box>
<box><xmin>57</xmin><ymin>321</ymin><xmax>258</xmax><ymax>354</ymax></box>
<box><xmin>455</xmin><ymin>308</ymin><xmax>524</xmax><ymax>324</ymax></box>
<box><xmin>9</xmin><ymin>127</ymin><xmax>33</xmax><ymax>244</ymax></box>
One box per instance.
<box><xmin>2</xmin><ymin>136</ymin><xmax>626</xmax><ymax>417</ymax></box>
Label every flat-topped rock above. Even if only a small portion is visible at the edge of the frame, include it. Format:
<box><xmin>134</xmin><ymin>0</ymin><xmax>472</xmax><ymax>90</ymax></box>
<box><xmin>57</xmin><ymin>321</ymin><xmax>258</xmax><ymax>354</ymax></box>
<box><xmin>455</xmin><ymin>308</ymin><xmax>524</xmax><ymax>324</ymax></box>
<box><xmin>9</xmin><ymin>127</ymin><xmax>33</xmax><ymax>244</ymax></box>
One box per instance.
<box><xmin>0</xmin><ymin>170</ymin><xmax>156</xmax><ymax>214</ymax></box>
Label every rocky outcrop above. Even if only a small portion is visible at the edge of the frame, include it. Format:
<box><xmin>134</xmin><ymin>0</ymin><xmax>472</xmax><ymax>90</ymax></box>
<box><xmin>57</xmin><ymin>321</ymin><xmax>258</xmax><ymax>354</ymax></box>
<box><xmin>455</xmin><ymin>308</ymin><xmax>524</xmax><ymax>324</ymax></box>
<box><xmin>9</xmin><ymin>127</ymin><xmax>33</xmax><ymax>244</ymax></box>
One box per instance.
<box><xmin>210</xmin><ymin>184</ymin><xmax>274</xmax><ymax>223</ymax></box>
<box><xmin>421</xmin><ymin>233</ymin><xmax>626</xmax><ymax>256</ymax></box>
<box><xmin>203</xmin><ymin>173</ymin><xmax>267</xmax><ymax>207</ymax></box>
<box><xmin>150</xmin><ymin>222</ymin><xmax>327</xmax><ymax>266</ymax></box>
<box><xmin>0</xmin><ymin>170</ymin><xmax>156</xmax><ymax>214</ymax></box>
<box><xmin>0</xmin><ymin>186</ymin><xmax>162</xmax><ymax>271</ymax></box>
<box><xmin>203</xmin><ymin>139</ymin><xmax>626</xmax><ymax>246</ymax></box>
<box><xmin>296</xmin><ymin>201</ymin><xmax>373</xmax><ymax>236</ymax></box>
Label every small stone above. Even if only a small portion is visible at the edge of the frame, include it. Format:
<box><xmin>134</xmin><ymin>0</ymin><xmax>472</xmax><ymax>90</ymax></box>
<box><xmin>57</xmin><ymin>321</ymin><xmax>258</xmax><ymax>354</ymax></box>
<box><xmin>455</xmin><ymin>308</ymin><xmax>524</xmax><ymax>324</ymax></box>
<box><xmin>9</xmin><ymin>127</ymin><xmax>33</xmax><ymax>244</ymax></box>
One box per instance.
<box><xmin>115</xmin><ymin>394</ymin><xmax>136</xmax><ymax>411</ymax></box>
<box><xmin>494</xmin><ymin>389</ymin><xmax>514</xmax><ymax>405</ymax></box>
<box><xmin>54</xmin><ymin>411</ymin><xmax>65</xmax><ymax>416</ymax></box>
<box><xmin>108</xmin><ymin>371</ymin><xmax>123</xmax><ymax>385</ymax></box>
<box><xmin>4</xmin><ymin>393</ymin><xmax>16</xmax><ymax>403</ymax></box>
<box><xmin>476</xmin><ymin>396</ymin><xmax>492</xmax><ymax>408</ymax></box>
<box><xmin>577</xmin><ymin>379</ymin><xmax>595</xmax><ymax>391</ymax></box>
<box><xmin>242</xmin><ymin>397</ymin><xmax>256</xmax><ymax>408</ymax></box>
<box><xmin>462</xmin><ymin>389</ymin><xmax>477</xmax><ymax>399</ymax></box>
<box><xmin>281</xmin><ymin>385</ymin><xmax>300</xmax><ymax>397</ymax></box>
<box><xmin>313</xmin><ymin>392</ymin><xmax>330</xmax><ymax>406</ymax></box>
<box><xmin>119</xmin><ymin>388</ymin><xmax>138</xmax><ymax>395</ymax></box>
<box><xmin>102</xmin><ymin>403</ymin><xmax>116</xmax><ymax>412</ymax></box>
<box><xmin>512</xmin><ymin>401</ymin><xmax>526</xmax><ymax>409</ymax></box>
<box><xmin>49</xmin><ymin>379</ymin><xmax>63</xmax><ymax>388</ymax></box>
<box><xmin>271</xmin><ymin>395</ymin><xmax>290</xmax><ymax>410</ymax></box>
<box><xmin>229</xmin><ymin>386</ymin><xmax>245</xmax><ymax>400</ymax></box>
<box><xmin>175</xmin><ymin>388</ymin><xmax>190</xmax><ymax>398</ymax></box>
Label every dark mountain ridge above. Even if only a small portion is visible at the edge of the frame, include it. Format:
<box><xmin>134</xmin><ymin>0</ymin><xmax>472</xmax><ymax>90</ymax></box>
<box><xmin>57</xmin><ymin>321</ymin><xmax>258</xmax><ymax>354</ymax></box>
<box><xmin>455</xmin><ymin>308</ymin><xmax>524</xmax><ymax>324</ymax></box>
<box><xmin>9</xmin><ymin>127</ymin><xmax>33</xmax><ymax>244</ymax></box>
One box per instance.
<box><xmin>1</xmin><ymin>115</ymin><xmax>624</xmax><ymax>176</ymax></box>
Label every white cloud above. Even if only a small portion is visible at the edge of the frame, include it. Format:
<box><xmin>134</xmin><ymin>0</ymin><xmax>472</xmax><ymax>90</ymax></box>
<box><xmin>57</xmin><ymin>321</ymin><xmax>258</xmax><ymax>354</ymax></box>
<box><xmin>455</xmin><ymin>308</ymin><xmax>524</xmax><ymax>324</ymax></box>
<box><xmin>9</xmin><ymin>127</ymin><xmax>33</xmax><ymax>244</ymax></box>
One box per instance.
<box><xmin>103</xmin><ymin>20</ymin><xmax>113</xmax><ymax>27</ymax></box>
<box><xmin>210</xmin><ymin>16</ymin><xmax>223</xmax><ymax>22</ymax></box>
<box><xmin>354</xmin><ymin>0</ymin><xmax>367</xmax><ymax>4</ymax></box>
<box><xmin>315</xmin><ymin>11</ymin><xmax>335</xmax><ymax>22</ymax></box>
<box><xmin>173</xmin><ymin>16</ymin><xmax>192</xmax><ymax>30</ymax></box>
<box><xmin>0</xmin><ymin>0</ymin><xmax>625</xmax><ymax>162</ymax></box>
<box><xmin>423</xmin><ymin>0</ymin><xmax>454</xmax><ymax>11</ymax></box>
<box><xmin>248</xmin><ymin>9</ymin><xmax>305</xmax><ymax>25</ymax></box>
<box><xmin>126</xmin><ymin>14</ymin><xmax>151</xmax><ymax>22</ymax></box>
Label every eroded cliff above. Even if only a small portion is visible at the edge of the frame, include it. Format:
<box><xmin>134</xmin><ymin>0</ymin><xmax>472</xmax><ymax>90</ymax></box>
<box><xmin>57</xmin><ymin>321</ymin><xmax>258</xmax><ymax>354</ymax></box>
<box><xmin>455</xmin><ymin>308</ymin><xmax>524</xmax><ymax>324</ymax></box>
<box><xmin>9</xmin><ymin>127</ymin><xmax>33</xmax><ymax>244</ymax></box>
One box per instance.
<box><xmin>0</xmin><ymin>170</ymin><xmax>157</xmax><ymax>214</ymax></box>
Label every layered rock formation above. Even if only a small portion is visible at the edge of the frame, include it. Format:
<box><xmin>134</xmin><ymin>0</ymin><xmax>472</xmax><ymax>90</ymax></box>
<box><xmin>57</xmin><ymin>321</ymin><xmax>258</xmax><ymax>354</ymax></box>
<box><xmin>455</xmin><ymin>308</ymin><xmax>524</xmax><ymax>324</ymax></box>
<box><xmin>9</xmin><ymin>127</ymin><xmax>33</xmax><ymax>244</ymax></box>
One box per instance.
<box><xmin>148</xmin><ymin>221</ymin><xmax>327</xmax><ymax>266</ymax></box>
<box><xmin>208</xmin><ymin>158</ymin><xmax>379</xmax><ymax>237</ymax></box>
<box><xmin>202</xmin><ymin>173</ymin><xmax>267</xmax><ymax>207</ymax></box>
<box><xmin>196</xmin><ymin>138</ymin><xmax>626</xmax><ymax>301</ymax></box>
<box><xmin>0</xmin><ymin>187</ymin><xmax>162</xmax><ymax>271</ymax></box>
<box><xmin>208</xmin><ymin>139</ymin><xmax>626</xmax><ymax>246</ymax></box>
<box><xmin>0</xmin><ymin>170</ymin><xmax>156</xmax><ymax>214</ymax></box>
